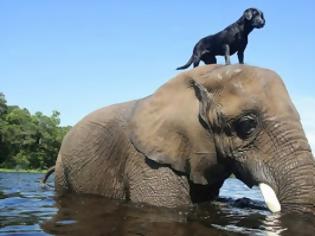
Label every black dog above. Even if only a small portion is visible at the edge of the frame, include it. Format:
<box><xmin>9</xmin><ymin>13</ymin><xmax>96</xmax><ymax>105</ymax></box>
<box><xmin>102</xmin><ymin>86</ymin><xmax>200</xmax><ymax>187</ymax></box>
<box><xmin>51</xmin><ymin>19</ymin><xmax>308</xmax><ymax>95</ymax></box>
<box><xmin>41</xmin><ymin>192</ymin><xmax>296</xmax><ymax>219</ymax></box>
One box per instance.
<box><xmin>177</xmin><ymin>8</ymin><xmax>265</xmax><ymax>70</ymax></box>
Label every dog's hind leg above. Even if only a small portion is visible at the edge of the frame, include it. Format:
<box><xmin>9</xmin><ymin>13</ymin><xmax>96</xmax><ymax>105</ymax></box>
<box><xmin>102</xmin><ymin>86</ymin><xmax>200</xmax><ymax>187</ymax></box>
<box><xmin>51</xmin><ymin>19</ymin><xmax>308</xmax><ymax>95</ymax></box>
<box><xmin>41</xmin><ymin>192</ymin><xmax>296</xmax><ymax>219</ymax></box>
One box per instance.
<box><xmin>193</xmin><ymin>57</ymin><xmax>201</xmax><ymax>68</ymax></box>
<box><xmin>224</xmin><ymin>44</ymin><xmax>231</xmax><ymax>65</ymax></box>
<box><xmin>202</xmin><ymin>55</ymin><xmax>217</xmax><ymax>65</ymax></box>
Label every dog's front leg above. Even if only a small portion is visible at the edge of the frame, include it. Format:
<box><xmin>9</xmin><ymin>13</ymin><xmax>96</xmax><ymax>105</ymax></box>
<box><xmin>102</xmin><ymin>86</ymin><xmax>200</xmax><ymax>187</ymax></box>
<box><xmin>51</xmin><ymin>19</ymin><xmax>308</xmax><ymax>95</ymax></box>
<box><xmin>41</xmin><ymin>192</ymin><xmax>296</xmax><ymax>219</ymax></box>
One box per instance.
<box><xmin>237</xmin><ymin>51</ymin><xmax>244</xmax><ymax>64</ymax></box>
<box><xmin>224</xmin><ymin>44</ymin><xmax>231</xmax><ymax>65</ymax></box>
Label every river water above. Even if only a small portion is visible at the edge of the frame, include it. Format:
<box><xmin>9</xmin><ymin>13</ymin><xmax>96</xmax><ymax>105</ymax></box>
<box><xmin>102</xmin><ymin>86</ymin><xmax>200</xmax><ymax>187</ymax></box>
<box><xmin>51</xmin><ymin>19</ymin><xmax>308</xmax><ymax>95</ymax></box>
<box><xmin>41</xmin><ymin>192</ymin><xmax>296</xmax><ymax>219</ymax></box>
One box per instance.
<box><xmin>0</xmin><ymin>172</ymin><xmax>314</xmax><ymax>235</ymax></box>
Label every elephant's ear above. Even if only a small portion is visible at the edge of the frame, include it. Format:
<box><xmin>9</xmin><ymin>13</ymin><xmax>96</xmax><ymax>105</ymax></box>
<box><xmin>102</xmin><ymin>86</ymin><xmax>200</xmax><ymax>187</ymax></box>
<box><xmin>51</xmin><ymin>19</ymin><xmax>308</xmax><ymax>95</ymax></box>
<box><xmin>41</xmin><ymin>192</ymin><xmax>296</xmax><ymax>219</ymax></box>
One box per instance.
<box><xmin>129</xmin><ymin>66</ymin><xmax>221</xmax><ymax>185</ymax></box>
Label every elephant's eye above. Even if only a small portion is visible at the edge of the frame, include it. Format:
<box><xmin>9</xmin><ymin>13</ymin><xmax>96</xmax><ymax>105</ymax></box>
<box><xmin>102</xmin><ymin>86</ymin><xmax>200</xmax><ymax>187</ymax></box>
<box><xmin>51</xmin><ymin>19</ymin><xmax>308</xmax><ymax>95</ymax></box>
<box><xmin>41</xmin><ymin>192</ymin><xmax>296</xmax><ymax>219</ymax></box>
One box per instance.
<box><xmin>234</xmin><ymin>115</ymin><xmax>258</xmax><ymax>139</ymax></box>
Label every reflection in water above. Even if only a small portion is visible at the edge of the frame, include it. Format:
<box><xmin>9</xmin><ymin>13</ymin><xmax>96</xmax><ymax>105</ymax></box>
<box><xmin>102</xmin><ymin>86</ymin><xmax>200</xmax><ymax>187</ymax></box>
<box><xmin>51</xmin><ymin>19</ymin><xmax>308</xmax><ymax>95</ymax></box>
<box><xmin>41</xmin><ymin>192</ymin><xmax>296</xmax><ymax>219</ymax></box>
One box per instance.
<box><xmin>0</xmin><ymin>173</ymin><xmax>314</xmax><ymax>235</ymax></box>
<box><xmin>42</xmin><ymin>194</ymin><xmax>223</xmax><ymax>236</ymax></box>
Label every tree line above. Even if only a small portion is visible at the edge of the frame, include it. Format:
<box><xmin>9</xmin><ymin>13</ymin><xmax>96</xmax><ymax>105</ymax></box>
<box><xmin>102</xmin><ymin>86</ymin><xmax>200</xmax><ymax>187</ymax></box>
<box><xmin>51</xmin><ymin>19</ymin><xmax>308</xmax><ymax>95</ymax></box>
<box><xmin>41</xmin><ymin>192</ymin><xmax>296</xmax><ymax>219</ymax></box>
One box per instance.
<box><xmin>0</xmin><ymin>92</ymin><xmax>71</xmax><ymax>170</ymax></box>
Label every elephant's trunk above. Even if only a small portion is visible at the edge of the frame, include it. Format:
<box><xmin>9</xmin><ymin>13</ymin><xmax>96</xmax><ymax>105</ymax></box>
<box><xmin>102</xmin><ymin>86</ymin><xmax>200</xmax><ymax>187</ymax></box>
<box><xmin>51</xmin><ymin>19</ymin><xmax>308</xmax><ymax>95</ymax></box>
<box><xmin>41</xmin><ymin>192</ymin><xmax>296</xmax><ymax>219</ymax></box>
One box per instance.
<box><xmin>277</xmin><ymin>151</ymin><xmax>315</xmax><ymax>205</ymax></box>
<box><xmin>261</xmin><ymin>150</ymin><xmax>315</xmax><ymax>212</ymax></box>
<box><xmin>252</xmin><ymin>118</ymin><xmax>315</xmax><ymax>212</ymax></box>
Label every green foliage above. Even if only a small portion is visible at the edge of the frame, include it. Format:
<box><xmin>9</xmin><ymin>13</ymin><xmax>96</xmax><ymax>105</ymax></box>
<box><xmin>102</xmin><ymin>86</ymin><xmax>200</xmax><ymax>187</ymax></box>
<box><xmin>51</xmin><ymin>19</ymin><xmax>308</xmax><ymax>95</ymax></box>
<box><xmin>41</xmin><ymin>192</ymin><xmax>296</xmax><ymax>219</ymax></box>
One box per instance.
<box><xmin>0</xmin><ymin>92</ymin><xmax>7</xmax><ymax>115</ymax></box>
<box><xmin>0</xmin><ymin>92</ymin><xmax>71</xmax><ymax>170</ymax></box>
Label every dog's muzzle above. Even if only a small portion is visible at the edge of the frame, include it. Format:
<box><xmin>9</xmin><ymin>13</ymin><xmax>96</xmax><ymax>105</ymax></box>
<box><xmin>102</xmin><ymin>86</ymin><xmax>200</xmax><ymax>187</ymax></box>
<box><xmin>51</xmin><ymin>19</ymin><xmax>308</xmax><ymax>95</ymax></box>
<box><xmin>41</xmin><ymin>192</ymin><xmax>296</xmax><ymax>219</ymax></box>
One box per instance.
<box><xmin>255</xmin><ymin>17</ymin><xmax>265</xmax><ymax>28</ymax></box>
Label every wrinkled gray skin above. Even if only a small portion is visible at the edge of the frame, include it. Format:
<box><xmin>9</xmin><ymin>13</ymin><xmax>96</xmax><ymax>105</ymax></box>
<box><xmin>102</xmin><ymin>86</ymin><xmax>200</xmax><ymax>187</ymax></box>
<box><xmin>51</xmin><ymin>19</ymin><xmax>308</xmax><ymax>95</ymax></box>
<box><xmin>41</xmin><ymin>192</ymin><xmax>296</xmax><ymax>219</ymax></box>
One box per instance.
<box><xmin>54</xmin><ymin>65</ymin><xmax>315</xmax><ymax>210</ymax></box>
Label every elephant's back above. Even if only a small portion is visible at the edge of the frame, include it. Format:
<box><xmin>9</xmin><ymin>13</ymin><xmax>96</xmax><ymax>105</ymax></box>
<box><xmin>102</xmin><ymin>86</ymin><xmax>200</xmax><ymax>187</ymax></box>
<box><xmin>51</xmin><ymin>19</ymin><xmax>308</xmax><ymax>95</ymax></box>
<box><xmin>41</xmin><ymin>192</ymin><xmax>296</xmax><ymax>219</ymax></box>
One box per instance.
<box><xmin>81</xmin><ymin>100</ymin><xmax>138</xmax><ymax>125</ymax></box>
<box><xmin>62</xmin><ymin>100</ymin><xmax>138</xmax><ymax>150</ymax></box>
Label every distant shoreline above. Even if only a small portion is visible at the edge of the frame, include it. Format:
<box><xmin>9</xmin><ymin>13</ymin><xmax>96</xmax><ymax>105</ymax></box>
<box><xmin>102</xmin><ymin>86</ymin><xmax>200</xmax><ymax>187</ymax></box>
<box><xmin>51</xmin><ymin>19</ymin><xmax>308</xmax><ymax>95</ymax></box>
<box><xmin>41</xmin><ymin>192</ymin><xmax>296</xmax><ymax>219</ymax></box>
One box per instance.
<box><xmin>0</xmin><ymin>168</ymin><xmax>46</xmax><ymax>174</ymax></box>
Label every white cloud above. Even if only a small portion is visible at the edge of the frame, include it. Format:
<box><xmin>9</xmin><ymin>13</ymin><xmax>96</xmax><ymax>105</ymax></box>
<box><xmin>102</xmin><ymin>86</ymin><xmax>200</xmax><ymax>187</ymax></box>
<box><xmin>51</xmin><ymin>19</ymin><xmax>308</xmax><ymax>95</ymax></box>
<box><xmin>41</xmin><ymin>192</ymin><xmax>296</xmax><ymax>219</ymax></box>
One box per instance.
<box><xmin>293</xmin><ymin>97</ymin><xmax>315</xmax><ymax>154</ymax></box>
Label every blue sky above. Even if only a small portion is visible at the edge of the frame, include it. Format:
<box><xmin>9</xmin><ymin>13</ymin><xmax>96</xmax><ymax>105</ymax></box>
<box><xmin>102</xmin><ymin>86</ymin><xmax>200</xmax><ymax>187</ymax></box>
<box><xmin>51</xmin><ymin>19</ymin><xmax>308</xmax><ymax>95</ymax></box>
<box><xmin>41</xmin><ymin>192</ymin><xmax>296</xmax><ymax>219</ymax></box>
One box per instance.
<box><xmin>1</xmin><ymin>1</ymin><xmax>315</xmax><ymax>149</ymax></box>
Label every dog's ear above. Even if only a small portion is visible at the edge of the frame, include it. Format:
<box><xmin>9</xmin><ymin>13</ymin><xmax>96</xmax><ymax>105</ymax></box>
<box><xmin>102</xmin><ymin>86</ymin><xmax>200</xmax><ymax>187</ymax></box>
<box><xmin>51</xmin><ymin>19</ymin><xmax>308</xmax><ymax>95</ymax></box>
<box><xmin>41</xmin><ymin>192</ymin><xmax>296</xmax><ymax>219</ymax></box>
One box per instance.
<box><xmin>244</xmin><ymin>9</ymin><xmax>253</xmax><ymax>20</ymax></box>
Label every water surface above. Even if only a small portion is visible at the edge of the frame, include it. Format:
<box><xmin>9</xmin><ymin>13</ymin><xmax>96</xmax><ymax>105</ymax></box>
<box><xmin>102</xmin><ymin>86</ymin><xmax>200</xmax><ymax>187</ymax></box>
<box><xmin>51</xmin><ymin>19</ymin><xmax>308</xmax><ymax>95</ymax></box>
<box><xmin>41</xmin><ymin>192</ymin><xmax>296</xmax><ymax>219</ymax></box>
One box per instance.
<box><xmin>0</xmin><ymin>172</ymin><xmax>314</xmax><ymax>235</ymax></box>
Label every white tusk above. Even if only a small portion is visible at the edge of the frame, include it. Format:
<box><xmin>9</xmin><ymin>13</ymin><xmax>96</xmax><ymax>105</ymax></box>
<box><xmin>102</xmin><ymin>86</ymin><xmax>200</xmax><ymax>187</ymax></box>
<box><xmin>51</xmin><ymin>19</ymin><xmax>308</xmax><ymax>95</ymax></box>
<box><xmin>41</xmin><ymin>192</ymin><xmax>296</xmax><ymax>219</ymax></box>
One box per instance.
<box><xmin>259</xmin><ymin>183</ymin><xmax>281</xmax><ymax>213</ymax></box>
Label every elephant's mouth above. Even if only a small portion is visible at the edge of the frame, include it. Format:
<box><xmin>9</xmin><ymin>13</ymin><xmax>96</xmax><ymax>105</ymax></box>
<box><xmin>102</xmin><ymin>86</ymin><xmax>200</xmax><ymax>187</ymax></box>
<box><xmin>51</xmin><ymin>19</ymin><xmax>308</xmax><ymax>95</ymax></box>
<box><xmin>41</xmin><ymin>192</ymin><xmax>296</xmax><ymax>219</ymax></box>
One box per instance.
<box><xmin>231</xmin><ymin>164</ymin><xmax>281</xmax><ymax>212</ymax></box>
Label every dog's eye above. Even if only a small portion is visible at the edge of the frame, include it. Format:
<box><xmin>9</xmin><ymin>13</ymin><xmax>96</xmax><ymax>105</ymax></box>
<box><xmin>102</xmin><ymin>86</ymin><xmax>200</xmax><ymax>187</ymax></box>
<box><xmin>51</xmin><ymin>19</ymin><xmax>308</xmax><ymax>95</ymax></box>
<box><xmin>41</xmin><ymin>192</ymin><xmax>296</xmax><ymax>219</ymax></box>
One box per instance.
<box><xmin>234</xmin><ymin>115</ymin><xmax>258</xmax><ymax>139</ymax></box>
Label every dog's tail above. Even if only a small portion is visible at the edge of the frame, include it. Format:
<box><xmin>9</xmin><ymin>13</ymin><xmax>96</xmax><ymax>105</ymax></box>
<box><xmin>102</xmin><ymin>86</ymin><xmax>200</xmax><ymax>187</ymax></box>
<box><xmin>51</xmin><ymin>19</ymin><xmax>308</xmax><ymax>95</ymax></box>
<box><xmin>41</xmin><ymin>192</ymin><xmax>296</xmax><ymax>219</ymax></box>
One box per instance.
<box><xmin>41</xmin><ymin>166</ymin><xmax>55</xmax><ymax>186</ymax></box>
<box><xmin>176</xmin><ymin>54</ymin><xmax>194</xmax><ymax>70</ymax></box>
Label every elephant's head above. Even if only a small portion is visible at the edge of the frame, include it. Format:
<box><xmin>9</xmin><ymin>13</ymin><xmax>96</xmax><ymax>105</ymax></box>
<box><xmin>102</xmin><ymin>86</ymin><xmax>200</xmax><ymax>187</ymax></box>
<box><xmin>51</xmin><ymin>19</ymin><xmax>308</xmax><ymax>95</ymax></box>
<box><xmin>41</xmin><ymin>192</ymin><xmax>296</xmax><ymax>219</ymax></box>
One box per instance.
<box><xmin>130</xmin><ymin>64</ymin><xmax>315</xmax><ymax>212</ymax></box>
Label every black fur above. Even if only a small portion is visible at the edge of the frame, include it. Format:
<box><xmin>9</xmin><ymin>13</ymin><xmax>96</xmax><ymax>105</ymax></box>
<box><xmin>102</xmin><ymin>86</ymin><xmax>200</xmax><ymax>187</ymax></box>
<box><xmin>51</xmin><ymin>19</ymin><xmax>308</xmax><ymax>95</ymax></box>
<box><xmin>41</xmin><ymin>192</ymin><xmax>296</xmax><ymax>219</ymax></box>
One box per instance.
<box><xmin>177</xmin><ymin>8</ymin><xmax>265</xmax><ymax>70</ymax></box>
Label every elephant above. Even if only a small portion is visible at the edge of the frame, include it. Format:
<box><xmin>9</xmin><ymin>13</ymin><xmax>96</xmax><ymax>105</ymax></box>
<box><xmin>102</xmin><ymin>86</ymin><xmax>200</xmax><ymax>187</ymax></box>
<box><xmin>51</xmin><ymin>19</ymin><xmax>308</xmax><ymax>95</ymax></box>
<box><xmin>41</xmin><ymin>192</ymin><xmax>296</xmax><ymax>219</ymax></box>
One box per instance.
<box><xmin>51</xmin><ymin>64</ymin><xmax>315</xmax><ymax>212</ymax></box>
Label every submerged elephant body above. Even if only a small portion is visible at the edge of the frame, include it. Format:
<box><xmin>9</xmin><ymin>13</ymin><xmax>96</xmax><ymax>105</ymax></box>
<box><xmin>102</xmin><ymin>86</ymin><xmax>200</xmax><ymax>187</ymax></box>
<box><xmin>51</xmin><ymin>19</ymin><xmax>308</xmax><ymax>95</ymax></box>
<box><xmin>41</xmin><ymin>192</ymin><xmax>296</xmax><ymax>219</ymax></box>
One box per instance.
<box><xmin>55</xmin><ymin>65</ymin><xmax>315</xmax><ymax>211</ymax></box>
<box><xmin>55</xmin><ymin>100</ymin><xmax>212</xmax><ymax>207</ymax></box>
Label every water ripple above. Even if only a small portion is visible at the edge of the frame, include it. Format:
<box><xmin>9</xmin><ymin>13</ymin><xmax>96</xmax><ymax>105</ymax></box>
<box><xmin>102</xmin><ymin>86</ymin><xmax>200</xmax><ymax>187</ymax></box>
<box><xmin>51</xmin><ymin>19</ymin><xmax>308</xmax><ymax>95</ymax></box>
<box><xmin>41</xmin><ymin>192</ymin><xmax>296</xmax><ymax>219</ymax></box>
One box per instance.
<box><xmin>1</xmin><ymin>172</ymin><xmax>314</xmax><ymax>235</ymax></box>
